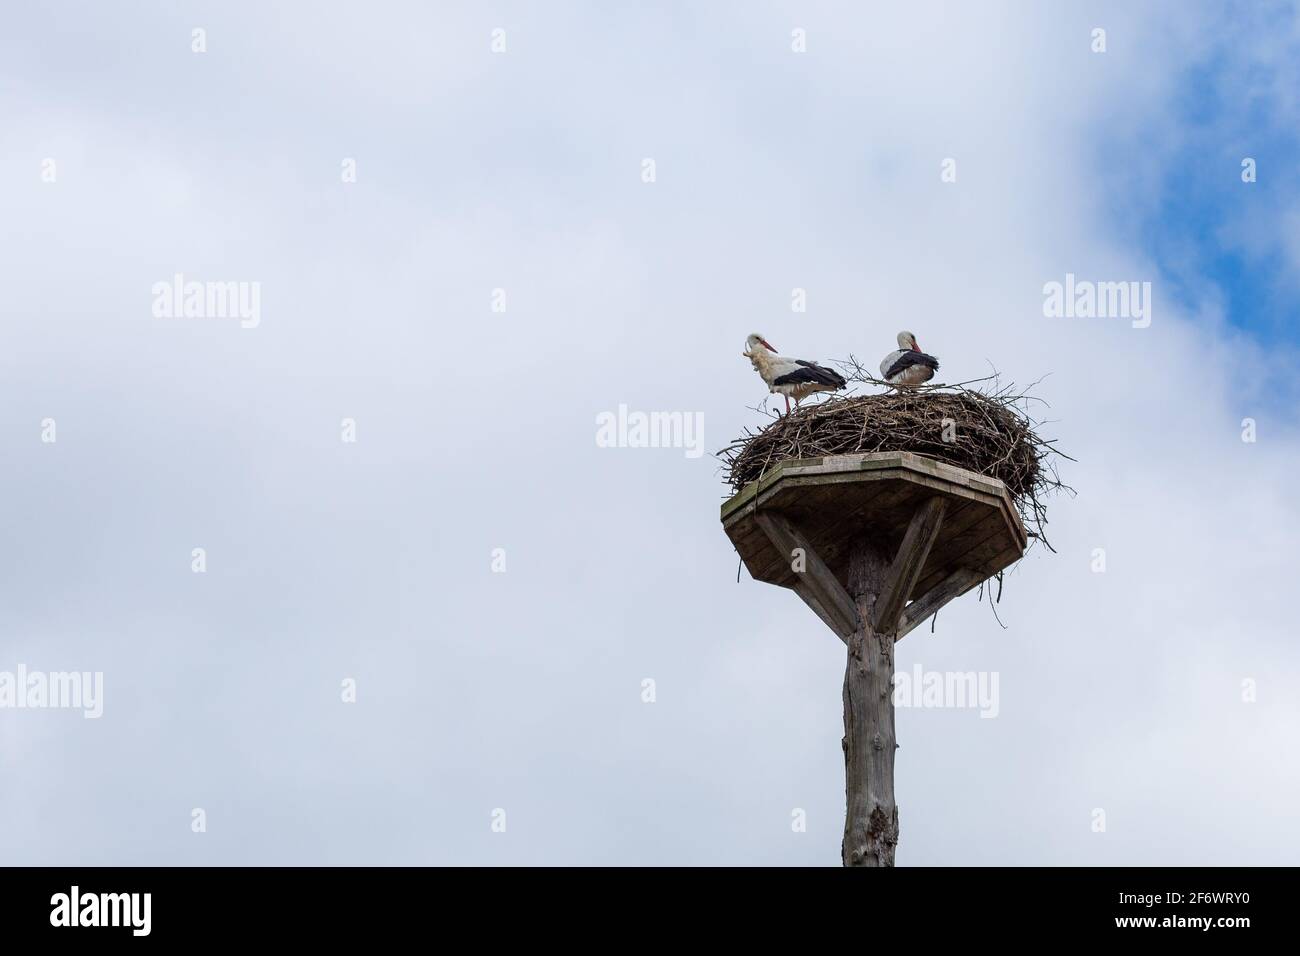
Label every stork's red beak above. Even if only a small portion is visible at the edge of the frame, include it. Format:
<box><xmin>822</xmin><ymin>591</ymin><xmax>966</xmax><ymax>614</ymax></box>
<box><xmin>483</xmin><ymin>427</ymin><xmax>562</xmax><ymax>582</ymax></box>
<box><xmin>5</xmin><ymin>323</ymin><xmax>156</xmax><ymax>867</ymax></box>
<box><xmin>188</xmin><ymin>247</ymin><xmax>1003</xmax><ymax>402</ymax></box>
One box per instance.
<box><xmin>762</xmin><ymin>339</ymin><xmax>777</xmax><ymax>352</ymax></box>
<box><xmin>911</xmin><ymin>341</ymin><xmax>921</xmax><ymax>352</ymax></box>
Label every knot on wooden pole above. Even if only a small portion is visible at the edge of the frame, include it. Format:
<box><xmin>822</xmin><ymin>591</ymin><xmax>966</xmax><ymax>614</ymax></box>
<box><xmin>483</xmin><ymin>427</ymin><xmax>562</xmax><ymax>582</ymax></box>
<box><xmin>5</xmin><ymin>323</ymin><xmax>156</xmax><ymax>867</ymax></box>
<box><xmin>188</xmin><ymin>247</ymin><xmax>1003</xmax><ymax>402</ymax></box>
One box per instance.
<box><xmin>866</xmin><ymin>806</ymin><xmax>900</xmax><ymax>861</ymax></box>
<box><xmin>842</xmin><ymin>805</ymin><xmax>900</xmax><ymax>868</ymax></box>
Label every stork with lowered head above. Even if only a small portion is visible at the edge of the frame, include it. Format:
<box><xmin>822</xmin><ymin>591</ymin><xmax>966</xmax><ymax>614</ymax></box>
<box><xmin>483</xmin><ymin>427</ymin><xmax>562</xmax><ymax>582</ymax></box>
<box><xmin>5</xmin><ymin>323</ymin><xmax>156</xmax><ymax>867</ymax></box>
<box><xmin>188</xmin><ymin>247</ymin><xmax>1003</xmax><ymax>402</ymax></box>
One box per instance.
<box><xmin>743</xmin><ymin>334</ymin><xmax>847</xmax><ymax>414</ymax></box>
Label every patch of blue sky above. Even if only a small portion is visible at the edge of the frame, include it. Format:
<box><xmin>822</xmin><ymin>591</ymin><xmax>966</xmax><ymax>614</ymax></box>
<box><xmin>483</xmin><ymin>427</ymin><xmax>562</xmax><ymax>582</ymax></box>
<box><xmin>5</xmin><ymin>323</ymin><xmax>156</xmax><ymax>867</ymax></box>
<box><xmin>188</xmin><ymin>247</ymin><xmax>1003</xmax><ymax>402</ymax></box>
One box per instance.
<box><xmin>1121</xmin><ymin>33</ymin><xmax>1300</xmax><ymax>350</ymax></box>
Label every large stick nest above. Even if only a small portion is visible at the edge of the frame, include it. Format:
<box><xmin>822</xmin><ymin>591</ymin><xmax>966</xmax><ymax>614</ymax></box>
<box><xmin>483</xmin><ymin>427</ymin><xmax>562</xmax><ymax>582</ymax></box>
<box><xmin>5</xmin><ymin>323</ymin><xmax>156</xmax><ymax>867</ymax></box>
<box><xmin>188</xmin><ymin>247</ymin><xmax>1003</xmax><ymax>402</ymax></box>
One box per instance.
<box><xmin>719</xmin><ymin>369</ymin><xmax>1071</xmax><ymax>551</ymax></box>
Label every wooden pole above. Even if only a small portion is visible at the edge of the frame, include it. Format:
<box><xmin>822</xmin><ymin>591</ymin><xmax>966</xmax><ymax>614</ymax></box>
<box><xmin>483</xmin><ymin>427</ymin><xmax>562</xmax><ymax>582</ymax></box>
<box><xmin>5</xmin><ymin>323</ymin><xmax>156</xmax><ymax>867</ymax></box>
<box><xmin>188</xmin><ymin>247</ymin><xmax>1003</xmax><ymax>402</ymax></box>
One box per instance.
<box><xmin>721</xmin><ymin>457</ymin><xmax>1023</xmax><ymax>867</ymax></box>
<box><xmin>841</xmin><ymin>498</ymin><xmax>946</xmax><ymax>867</ymax></box>
<box><xmin>841</xmin><ymin>538</ymin><xmax>899</xmax><ymax>867</ymax></box>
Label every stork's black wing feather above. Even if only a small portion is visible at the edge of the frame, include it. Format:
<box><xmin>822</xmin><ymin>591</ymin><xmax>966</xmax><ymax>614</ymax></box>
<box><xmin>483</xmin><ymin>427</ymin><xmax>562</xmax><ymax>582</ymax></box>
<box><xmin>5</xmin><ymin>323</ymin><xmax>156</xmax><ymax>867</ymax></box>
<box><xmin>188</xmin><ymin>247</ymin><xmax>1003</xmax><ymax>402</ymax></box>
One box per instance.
<box><xmin>773</xmin><ymin>360</ymin><xmax>847</xmax><ymax>388</ymax></box>
<box><xmin>883</xmin><ymin>352</ymin><xmax>940</xmax><ymax>381</ymax></box>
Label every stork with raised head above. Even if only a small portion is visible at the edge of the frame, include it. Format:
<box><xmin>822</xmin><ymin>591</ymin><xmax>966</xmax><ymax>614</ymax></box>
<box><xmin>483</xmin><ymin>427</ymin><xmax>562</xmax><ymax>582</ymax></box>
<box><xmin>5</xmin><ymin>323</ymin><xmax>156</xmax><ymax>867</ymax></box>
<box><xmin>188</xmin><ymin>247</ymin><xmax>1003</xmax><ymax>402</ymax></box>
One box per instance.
<box><xmin>743</xmin><ymin>333</ymin><xmax>847</xmax><ymax>413</ymax></box>
<box><xmin>880</xmin><ymin>331</ymin><xmax>940</xmax><ymax>387</ymax></box>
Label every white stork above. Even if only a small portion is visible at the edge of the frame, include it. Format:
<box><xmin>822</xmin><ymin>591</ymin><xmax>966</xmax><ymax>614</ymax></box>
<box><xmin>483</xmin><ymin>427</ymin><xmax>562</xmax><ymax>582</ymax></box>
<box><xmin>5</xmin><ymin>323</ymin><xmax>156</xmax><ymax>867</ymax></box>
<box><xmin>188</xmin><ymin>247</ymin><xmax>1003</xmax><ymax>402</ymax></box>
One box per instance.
<box><xmin>879</xmin><ymin>331</ymin><xmax>940</xmax><ymax>387</ymax></box>
<box><xmin>743</xmin><ymin>333</ymin><xmax>847</xmax><ymax>413</ymax></box>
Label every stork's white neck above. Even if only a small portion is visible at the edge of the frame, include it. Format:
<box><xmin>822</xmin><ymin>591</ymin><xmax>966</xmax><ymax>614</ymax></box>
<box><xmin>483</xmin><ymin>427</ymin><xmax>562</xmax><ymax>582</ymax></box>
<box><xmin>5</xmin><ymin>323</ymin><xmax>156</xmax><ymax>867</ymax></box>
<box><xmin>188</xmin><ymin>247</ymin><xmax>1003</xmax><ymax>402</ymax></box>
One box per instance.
<box><xmin>745</xmin><ymin>346</ymin><xmax>783</xmax><ymax>386</ymax></box>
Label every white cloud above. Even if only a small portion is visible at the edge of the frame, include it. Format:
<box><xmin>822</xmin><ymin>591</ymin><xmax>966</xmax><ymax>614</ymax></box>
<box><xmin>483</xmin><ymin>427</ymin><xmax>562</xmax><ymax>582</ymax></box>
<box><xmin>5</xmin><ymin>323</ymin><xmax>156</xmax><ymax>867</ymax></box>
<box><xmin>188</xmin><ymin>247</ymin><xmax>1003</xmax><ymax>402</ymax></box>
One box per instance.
<box><xmin>0</xmin><ymin>0</ymin><xmax>1296</xmax><ymax>864</ymax></box>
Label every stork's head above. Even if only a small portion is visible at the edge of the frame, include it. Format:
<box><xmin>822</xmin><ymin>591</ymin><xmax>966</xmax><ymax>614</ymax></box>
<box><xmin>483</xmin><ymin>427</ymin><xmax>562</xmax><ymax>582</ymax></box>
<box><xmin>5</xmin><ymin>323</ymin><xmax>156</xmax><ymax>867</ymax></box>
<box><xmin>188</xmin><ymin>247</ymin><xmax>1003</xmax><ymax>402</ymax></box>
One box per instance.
<box><xmin>744</xmin><ymin>333</ymin><xmax>777</xmax><ymax>355</ymax></box>
<box><xmin>897</xmin><ymin>330</ymin><xmax>920</xmax><ymax>351</ymax></box>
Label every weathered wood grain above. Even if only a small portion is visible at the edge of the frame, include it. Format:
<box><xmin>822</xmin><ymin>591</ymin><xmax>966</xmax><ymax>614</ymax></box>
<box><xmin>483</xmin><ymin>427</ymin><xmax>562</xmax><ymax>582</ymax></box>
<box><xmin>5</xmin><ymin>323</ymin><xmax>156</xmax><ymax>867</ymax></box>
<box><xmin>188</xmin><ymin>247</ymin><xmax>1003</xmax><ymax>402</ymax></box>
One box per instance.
<box><xmin>747</xmin><ymin>479</ymin><xmax>903</xmax><ymax>586</ymax></box>
<box><xmin>896</xmin><ymin>567</ymin><xmax>983</xmax><ymax>641</ymax></box>
<box><xmin>872</xmin><ymin>496</ymin><xmax>947</xmax><ymax>633</ymax></box>
<box><xmin>722</xmin><ymin>453</ymin><xmax>1026</xmax><ymax>607</ymax></box>
<box><xmin>841</xmin><ymin>538</ymin><xmax>899</xmax><ymax>867</ymax></box>
<box><xmin>754</xmin><ymin>511</ymin><xmax>860</xmax><ymax>639</ymax></box>
<box><xmin>721</xmin><ymin>451</ymin><xmax>1019</xmax><ymax>528</ymax></box>
<box><xmin>791</xmin><ymin>581</ymin><xmax>851</xmax><ymax>645</ymax></box>
<box><xmin>910</xmin><ymin>511</ymin><xmax>1016</xmax><ymax>598</ymax></box>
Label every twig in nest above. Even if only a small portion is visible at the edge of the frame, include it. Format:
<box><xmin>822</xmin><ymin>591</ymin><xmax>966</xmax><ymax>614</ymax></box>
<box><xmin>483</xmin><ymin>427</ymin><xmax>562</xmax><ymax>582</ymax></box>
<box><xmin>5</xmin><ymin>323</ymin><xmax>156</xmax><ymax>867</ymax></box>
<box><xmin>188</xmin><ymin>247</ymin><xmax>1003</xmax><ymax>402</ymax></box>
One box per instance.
<box><xmin>717</xmin><ymin>367</ymin><xmax>1073</xmax><ymax>554</ymax></box>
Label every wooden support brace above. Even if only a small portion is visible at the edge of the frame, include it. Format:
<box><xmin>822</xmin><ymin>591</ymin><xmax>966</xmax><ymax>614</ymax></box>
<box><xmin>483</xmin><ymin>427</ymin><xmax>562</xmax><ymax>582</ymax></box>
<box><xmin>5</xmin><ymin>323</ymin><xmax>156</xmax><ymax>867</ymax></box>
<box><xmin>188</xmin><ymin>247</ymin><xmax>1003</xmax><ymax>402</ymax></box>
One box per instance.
<box><xmin>754</xmin><ymin>511</ymin><xmax>860</xmax><ymax>641</ymax></box>
<box><xmin>871</xmin><ymin>496</ymin><xmax>947</xmax><ymax>634</ymax></box>
<box><xmin>790</xmin><ymin>582</ymin><xmax>852</xmax><ymax>644</ymax></box>
<box><xmin>895</xmin><ymin>567</ymin><xmax>982</xmax><ymax>641</ymax></box>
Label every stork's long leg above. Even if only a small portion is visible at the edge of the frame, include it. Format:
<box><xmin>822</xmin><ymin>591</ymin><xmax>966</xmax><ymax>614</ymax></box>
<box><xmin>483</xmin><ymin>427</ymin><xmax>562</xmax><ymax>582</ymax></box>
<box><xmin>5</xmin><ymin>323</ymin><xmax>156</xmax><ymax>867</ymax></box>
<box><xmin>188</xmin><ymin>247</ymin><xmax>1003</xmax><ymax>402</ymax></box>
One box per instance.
<box><xmin>784</xmin><ymin>394</ymin><xmax>791</xmax><ymax>414</ymax></box>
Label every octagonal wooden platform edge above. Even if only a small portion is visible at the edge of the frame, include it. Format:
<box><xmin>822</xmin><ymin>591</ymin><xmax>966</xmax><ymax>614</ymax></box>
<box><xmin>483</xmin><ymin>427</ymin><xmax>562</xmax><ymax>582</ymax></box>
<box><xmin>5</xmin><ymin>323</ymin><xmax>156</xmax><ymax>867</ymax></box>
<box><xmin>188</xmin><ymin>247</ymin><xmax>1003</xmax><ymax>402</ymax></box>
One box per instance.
<box><xmin>721</xmin><ymin>451</ymin><xmax>1028</xmax><ymax>609</ymax></box>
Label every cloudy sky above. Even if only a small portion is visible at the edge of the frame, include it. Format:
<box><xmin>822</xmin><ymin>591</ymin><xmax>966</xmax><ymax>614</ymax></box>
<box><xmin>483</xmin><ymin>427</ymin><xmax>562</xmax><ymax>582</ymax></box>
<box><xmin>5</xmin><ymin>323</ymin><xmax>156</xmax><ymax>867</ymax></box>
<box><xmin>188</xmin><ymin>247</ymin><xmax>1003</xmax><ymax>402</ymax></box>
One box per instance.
<box><xmin>1</xmin><ymin>1</ymin><xmax>1298</xmax><ymax>865</ymax></box>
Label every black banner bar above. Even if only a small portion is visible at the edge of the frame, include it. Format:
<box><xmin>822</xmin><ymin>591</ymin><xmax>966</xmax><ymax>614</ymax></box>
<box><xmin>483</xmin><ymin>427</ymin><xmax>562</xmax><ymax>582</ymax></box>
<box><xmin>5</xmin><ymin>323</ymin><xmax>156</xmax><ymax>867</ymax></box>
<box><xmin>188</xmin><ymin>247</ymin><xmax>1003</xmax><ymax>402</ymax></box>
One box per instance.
<box><xmin>0</xmin><ymin>866</ymin><xmax>1284</xmax><ymax>942</ymax></box>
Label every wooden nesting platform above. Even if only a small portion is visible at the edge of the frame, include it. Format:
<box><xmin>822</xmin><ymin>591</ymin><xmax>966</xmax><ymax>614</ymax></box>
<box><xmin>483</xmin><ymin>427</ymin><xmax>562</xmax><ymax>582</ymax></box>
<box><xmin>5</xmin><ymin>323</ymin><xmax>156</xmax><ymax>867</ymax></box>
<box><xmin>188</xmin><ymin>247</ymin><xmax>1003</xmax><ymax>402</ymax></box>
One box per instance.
<box><xmin>721</xmin><ymin>451</ymin><xmax>1028</xmax><ymax>641</ymax></box>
